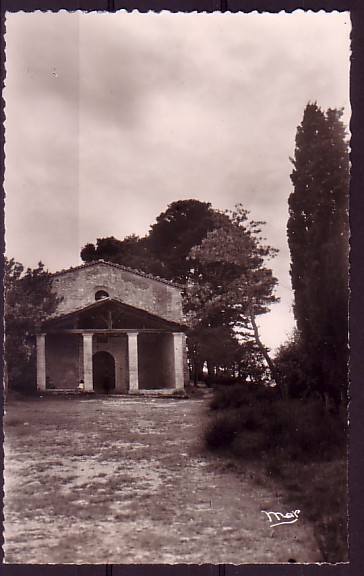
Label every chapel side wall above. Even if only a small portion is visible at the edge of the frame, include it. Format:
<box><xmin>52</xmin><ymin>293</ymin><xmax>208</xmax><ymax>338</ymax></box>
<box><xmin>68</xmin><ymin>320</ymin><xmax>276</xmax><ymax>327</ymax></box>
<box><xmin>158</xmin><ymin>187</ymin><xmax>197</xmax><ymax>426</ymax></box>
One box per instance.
<box><xmin>138</xmin><ymin>334</ymin><xmax>166</xmax><ymax>390</ymax></box>
<box><xmin>51</xmin><ymin>264</ymin><xmax>184</xmax><ymax>324</ymax></box>
<box><xmin>46</xmin><ymin>334</ymin><xmax>80</xmax><ymax>389</ymax></box>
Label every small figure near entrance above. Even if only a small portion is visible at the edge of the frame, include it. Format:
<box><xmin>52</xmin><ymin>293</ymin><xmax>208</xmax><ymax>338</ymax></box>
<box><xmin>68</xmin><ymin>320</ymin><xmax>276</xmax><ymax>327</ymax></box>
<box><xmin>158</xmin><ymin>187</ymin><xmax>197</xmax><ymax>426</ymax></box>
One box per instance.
<box><xmin>78</xmin><ymin>379</ymin><xmax>85</xmax><ymax>391</ymax></box>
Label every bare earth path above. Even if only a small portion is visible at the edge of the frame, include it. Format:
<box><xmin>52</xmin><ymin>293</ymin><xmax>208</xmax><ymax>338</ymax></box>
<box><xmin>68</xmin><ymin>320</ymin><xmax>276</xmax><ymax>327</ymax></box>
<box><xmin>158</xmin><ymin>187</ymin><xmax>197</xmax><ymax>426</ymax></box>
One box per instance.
<box><xmin>4</xmin><ymin>396</ymin><xmax>321</xmax><ymax>564</ymax></box>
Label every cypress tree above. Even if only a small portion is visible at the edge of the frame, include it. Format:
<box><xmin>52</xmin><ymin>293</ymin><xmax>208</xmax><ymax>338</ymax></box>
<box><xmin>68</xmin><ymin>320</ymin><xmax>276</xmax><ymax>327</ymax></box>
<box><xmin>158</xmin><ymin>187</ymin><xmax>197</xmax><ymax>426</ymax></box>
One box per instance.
<box><xmin>288</xmin><ymin>103</ymin><xmax>349</xmax><ymax>404</ymax></box>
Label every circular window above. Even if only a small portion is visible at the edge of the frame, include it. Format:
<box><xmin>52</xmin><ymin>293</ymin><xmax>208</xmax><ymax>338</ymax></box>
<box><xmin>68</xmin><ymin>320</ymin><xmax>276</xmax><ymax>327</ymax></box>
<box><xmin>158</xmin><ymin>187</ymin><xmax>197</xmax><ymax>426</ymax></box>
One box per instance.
<box><xmin>95</xmin><ymin>290</ymin><xmax>109</xmax><ymax>301</ymax></box>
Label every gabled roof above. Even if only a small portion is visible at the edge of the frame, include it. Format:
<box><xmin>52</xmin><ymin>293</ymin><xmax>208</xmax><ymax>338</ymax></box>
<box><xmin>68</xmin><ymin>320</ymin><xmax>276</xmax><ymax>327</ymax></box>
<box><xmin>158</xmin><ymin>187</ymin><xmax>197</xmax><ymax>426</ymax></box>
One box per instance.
<box><xmin>42</xmin><ymin>297</ymin><xmax>187</xmax><ymax>330</ymax></box>
<box><xmin>51</xmin><ymin>260</ymin><xmax>184</xmax><ymax>289</ymax></box>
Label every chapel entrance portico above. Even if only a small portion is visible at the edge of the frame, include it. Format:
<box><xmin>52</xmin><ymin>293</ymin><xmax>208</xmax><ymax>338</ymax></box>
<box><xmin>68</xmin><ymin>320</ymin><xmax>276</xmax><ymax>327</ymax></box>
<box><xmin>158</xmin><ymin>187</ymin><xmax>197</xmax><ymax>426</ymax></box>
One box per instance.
<box><xmin>36</xmin><ymin>298</ymin><xmax>187</xmax><ymax>394</ymax></box>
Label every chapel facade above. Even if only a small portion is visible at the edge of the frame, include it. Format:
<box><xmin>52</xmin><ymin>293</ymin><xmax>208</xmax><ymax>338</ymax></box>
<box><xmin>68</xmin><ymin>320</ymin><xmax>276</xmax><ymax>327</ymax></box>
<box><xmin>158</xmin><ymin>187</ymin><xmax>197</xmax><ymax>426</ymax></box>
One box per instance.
<box><xmin>36</xmin><ymin>261</ymin><xmax>188</xmax><ymax>394</ymax></box>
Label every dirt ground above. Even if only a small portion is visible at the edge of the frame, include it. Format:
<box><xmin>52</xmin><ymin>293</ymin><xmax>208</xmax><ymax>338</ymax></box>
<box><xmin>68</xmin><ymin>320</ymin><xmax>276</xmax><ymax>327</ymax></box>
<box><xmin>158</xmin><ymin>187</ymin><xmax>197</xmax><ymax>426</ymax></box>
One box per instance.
<box><xmin>4</xmin><ymin>395</ymin><xmax>322</xmax><ymax>564</ymax></box>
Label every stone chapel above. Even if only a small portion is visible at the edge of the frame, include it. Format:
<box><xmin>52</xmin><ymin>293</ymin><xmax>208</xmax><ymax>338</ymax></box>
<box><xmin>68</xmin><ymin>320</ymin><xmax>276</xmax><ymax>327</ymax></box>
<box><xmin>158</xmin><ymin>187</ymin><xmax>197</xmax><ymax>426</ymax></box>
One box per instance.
<box><xmin>36</xmin><ymin>260</ymin><xmax>188</xmax><ymax>394</ymax></box>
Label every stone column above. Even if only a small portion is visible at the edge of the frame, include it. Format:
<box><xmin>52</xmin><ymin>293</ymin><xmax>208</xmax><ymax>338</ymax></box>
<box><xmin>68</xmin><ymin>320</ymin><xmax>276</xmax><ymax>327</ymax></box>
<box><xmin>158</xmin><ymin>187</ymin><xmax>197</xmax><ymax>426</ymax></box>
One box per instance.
<box><xmin>127</xmin><ymin>332</ymin><xmax>139</xmax><ymax>391</ymax></box>
<box><xmin>172</xmin><ymin>332</ymin><xmax>185</xmax><ymax>390</ymax></box>
<box><xmin>82</xmin><ymin>333</ymin><xmax>94</xmax><ymax>392</ymax></box>
<box><xmin>182</xmin><ymin>333</ymin><xmax>189</xmax><ymax>385</ymax></box>
<box><xmin>36</xmin><ymin>333</ymin><xmax>46</xmax><ymax>391</ymax></box>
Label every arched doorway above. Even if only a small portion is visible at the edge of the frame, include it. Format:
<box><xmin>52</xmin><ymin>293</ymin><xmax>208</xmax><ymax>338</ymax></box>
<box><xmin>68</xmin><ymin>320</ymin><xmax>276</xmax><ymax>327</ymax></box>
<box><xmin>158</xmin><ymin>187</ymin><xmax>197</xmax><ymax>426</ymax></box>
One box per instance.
<box><xmin>92</xmin><ymin>351</ymin><xmax>116</xmax><ymax>393</ymax></box>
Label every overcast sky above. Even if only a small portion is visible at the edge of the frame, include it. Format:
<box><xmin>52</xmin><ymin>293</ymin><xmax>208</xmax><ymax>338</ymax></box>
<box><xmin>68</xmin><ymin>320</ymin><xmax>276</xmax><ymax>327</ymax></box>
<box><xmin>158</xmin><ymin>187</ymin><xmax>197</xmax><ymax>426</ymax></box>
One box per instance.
<box><xmin>4</xmin><ymin>10</ymin><xmax>350</xmax><ymax>351</ymax></box>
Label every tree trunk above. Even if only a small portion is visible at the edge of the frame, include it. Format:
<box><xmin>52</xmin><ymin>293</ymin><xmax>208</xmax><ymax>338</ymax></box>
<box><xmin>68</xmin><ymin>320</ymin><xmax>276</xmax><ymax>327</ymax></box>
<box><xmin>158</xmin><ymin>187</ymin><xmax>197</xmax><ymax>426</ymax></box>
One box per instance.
<box><xmin>249</xmin><ymin>309</ymin><xmax>283</xmax><ymax>396</ymax></box>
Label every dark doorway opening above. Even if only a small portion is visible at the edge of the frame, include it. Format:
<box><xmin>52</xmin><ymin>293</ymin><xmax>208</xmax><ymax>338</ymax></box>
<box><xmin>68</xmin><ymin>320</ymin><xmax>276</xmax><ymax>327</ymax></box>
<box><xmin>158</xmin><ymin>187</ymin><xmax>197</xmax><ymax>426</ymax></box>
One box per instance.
<box><xmin>92</xmin><ymin>351</ymin><xmax>116</xmax><ymax>393</ymax></box>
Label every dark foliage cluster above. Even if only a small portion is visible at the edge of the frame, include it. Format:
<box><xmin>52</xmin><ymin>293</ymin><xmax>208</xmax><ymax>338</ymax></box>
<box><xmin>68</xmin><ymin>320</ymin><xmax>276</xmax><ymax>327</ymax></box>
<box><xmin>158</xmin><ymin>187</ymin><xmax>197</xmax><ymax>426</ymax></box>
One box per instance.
<box><xmin>205</xmin><ymin>382</ymin><xmax>347</xmax><ymax>462</ymax></box>
<box><xmin>4</xmin><ymin>258</ymin><xmax>61</xmax><ymax>392</ymax></box>
<box><xmin>81</xmin><ymin>199</ymin><xmax>220</xmax><ymax>283</ymax></box>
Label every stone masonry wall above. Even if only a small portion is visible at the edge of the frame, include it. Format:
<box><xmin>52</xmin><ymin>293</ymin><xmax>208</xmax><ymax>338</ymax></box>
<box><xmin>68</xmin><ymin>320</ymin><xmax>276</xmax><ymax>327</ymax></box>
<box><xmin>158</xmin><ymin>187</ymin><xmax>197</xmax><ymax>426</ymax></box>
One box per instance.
<box><xmin>46</xmin><ymin>333</ymin><xmax>80</xmax><ymax>389</ymax></box>
<box><xmin>51</xmin><ymin>262</ymin><xmax>184</xmax><ymax>324</ymax></box>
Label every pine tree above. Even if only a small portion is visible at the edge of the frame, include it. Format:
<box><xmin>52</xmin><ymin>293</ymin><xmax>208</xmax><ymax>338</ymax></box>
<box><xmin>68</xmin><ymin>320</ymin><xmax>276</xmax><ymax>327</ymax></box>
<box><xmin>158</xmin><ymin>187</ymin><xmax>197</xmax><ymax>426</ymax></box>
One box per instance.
<box><xmin>186</xmin><ymin>205</ymin><xmax>279</xmax><ymax>385</ymax></box>
<box><xmin>80</xmin><ymin>200</ymin><xmax>225</xmax><ymax>283</ymax></box>
<box><xmin>288</xmin><ymin>103</ymin><xmax>349</xmax><ymax>404</ymax></box>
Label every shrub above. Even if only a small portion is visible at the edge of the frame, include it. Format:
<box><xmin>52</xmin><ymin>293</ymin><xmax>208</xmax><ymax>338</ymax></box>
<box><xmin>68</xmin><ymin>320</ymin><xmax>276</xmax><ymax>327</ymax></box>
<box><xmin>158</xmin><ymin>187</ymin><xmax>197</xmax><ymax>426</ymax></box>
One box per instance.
<box><xmin>204</xmin><ymin>414</ymin><xmax>241</xmax><ymax>450</ymax></box>
<box><xmin>230</xmin><ymin>431</ymin><xmax>268</xmax><ymax>459</ymax></box>
<box><xmin>206</xmin><ymin>385</ymin><xmax>347</xmax><ymax>462</ymax></box>
<box><xmin>209</xmin><ymin>383</ymin><xmax>246</xmax><ymax>410</ymax></box>
<box><xmin>209</xmin><ymin>382</ymin><xmax>276</xmax><ymax>411</ymax></box>
<box><xmin>267</xmin><ymin>399</ymin><xmax>347</xmax><ymax>462</ymax></box>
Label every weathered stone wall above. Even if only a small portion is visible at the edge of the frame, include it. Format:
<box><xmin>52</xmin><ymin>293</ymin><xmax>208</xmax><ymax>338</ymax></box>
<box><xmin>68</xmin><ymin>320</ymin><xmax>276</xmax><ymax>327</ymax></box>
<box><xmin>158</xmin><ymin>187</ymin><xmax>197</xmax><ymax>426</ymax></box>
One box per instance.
<box><xmin>138</xmin><ymin>333</ymin><xmax>169</xmax><ymax>389</ymax></box>
<box><xmin>46</xmin><ymin>334</ymin><xmax>80</xmax><ymax>389</ymax></box>
<box><xmin>51</xmin><ymin>262</ymin><xmax>184</xmax><ymax>324</ymax></box>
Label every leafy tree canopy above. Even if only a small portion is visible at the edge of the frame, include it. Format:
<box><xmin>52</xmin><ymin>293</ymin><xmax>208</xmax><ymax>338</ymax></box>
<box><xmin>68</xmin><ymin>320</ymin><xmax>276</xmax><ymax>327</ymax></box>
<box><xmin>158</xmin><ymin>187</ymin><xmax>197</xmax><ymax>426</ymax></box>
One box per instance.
<box><xmin>80</xmin><ymin>200</ymin><xmax>227</xmax><ymax>283</ymax></box>
<box><xmin>5</xmin><ymin>258</ymin><xmax>61</xmax><ymax>392</ymax></box>
<box><xmin>80</xmin><ymin>234</ymin><xmax>163</xmax><ymax>276</ymax></box>
<box><xmin>185</xmin><ymin>204</ymin><xmax>279</xmax><ymax>385</ymax></box>
<box><xmin>147</xmin><ymin>199</ymin><xmax>227</xmax><ymax>282</ymax></box>
<box><xmin>186</xmin><ymin>205</ymin><xmax>278</xmax><ymax>328</ymax></box>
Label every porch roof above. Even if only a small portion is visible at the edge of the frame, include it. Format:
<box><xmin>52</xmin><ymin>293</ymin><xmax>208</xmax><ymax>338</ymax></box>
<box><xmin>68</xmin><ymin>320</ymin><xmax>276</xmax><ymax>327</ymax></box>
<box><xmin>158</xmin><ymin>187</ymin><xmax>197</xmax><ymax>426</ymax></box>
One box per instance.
<box><xmin>42</xmin><ymin>297</ymin><xmax>187</xmax><ymax>332</ymax></box>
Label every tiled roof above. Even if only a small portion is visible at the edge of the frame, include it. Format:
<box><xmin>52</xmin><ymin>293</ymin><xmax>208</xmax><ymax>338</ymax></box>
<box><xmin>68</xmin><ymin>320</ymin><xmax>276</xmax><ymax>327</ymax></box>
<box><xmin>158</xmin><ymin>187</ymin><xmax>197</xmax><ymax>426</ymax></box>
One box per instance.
<box><xmin>51</xmin><ymin>260</ymin><xmax>184</xmax><ymax>289</ymax></box>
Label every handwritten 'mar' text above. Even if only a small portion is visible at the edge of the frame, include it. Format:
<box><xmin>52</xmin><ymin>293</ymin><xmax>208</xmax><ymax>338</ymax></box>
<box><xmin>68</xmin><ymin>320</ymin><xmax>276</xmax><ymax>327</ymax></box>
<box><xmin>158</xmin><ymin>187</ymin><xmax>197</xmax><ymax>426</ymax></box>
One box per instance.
<box><xmin>261</xmin><ymin>509</ymin><xmax>300</xmax><ymax>528</ymax></box>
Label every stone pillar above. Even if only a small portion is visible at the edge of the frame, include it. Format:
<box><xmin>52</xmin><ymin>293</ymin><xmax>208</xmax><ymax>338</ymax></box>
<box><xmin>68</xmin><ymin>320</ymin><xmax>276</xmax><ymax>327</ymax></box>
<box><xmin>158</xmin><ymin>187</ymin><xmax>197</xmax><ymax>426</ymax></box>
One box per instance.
<box><xmin>127</xmin><ymin>332</ymin><xmax>139</xmax><ymax>391</ymax></box>
<box><xmin>173</xmin><ymin>332</ymin><xmax>185</xmax><ymax>390</ymax></box>
<box><xmin>182</xmin><ymin>333</ymin><xmax>190</xmax><ymax>385</ymax></box>
<box><xmin>36</xmin><ymin>333</ymin><xmax>46</xmax><ymax>391</ymax></box>
<box><xmin>82</xmin><ymin>333</ymin><xmax>94</xmax><ymax>392</ymax></box>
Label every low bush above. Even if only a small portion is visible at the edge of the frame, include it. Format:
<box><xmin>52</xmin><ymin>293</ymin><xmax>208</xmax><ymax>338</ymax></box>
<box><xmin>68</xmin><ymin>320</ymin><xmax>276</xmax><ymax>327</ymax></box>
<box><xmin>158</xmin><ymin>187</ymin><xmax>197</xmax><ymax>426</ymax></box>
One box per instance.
<box><xmin>209</xmin><ymin>382</ymin><xmax>277</xmax><ymax>411</ymax></box>
<box><xmin>205</xmin><ymin>413</ymin><xmax>241</xmax><ymax>450</ymax></box>
<box><xmin>266</xmin><ymin>399</ymin><xmax>347</xmax><ymax>462</ymax></box>
<box><xmin>230</xmin><ymin>431</ymin><xmax>268</xmax><ymax>459</ymax></box>
<box><xmin>206</xmin><ymin>384</ymin><xmax>347</xmax><ymax>462</ymax></box>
